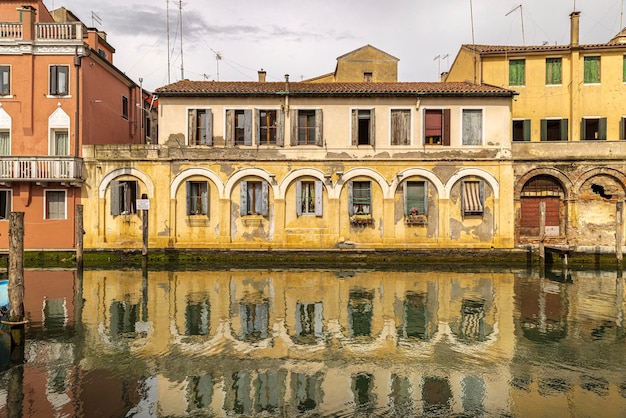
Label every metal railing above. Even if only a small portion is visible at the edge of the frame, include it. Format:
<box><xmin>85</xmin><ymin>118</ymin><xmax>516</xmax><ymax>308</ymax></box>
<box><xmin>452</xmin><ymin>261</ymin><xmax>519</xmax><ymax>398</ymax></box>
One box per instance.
<box><xmin>0</xmin><ymin>157</ymin><xmax>82</xmax><ymax>182</ymax></box>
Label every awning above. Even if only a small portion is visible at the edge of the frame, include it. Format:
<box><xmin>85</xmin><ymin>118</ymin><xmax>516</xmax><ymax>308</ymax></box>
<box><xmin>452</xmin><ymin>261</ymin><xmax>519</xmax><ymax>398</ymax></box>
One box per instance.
<box><xmin>463</xmin><ymin>182</ymin><xmax>483</xmax><ymax>213</ymax></box>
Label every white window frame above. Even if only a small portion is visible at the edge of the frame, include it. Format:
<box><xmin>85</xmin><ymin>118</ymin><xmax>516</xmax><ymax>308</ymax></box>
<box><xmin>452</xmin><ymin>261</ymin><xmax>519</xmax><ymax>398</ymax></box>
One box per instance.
<box><xmin>0</xmin><ymin>104</ymin><xmax>11</xmax><ymax>156</ymax></box>
<box><xmin>461</xmin><ymin>108</ymin><xmax>484</xmax><ymax>146</ymax></box>
<box><xmin>389</xmin><ymin>108</ymin><xmax>412</xmax><ymax>146</ymax></box>
<box><xmin>44</xmin><ymin>189</ymin><xmax>67</xmax><ymax>220</ymax></box>
<box><xmin>0</xmin><ymin>65</ymin><xmax>12</xmax><ymax>97</ymax></box>
<box><xmin>48</xmin><ymin>65</ymin><xmax>70</xmax><ymax>97</ymax></box>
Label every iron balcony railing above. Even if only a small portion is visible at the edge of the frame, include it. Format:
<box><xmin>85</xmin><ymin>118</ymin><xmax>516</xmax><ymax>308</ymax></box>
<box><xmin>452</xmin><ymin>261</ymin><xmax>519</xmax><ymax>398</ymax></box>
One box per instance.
<box><xmin>0</xmin><ymin>157</ymin><xmax>82</xmax><ymax>182</ymax></box>
<box><xmin>0</xmin><ymin>22</ymin><xmax>82</xmax><ymax>41</ymax></box>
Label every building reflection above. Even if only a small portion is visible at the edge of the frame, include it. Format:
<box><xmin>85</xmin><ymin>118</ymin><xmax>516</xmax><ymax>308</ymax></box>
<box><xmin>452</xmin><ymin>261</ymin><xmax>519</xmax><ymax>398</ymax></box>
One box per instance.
<box><xmin>0</xmin><ymin>268</ymin><xmax>624</xmax><ymax>416</ymax></box>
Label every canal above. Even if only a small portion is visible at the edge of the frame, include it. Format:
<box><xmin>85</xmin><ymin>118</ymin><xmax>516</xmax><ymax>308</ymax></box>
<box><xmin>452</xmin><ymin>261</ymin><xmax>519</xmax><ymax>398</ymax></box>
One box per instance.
<box><xmin>0</xmin><ymin>266</ymin><xmax>625</xmax><ymax>417</ymax></box>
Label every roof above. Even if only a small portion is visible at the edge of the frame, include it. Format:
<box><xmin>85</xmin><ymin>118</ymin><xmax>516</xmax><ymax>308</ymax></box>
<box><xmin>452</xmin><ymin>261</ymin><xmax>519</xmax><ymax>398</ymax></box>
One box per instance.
<box><xmin>463</xmin><ymin>42</ymin><xmax>626</xmax><ymax>55</ymax></box>
<box><xmin>336</xmin><ymin>44</ymin><xmax>399</xmax><ymax>62</ymax></box>
<box><xmin>155</xmin><ymin>81</ymin><xmax>515</xmax><ymax>97</ymax></box>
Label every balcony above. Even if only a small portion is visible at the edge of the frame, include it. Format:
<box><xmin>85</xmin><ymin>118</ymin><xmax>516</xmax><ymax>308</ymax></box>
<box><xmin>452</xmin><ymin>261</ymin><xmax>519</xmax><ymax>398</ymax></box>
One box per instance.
<box><xmin>0</xmin><ymin>157</ymin><xmax>83</xmax><ymax>185</ymax></box>
<box><xmin>0</xmin><ymin>22</ymin><xmax>82</xmax><ymax>41</ymax></box>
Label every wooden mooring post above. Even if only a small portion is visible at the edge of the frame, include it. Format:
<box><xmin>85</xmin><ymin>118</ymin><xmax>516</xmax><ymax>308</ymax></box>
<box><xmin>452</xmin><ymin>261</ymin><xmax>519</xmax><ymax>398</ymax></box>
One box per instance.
<box><xmin>539</xmin><ymin>201</ymin><xmax>546</xmax><ymax>275</ymax></box>
<box><xmin>76</xmin><ymin>204</ymin><xmax>84</xmax><ymax>271</ymax></box>
<box><xmin>3</xmin><ymin>212</ymin><xmax>27</xmax><ymax>350</ymax></box>
<box><xmin>617</xmin><ymin>202</ymin><xmax>623</xmax><ymax>269</ymax></box>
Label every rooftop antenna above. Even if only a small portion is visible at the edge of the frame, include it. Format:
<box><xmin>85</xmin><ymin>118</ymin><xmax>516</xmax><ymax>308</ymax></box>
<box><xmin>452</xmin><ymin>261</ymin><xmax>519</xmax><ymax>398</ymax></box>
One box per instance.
<box><xmin>215</xmin><ymin>52</ymin><xmax>222</xmax><ymax>81</ymax></box>
<box><xmin>442</xmin><ymin>54</ymin><xmax>450</xmax><ymax>72</ymax></box>
<box><xmin>434</xmin><ymin>55</ymin><xmax>441</xmax><ymax>80</ymax></box>
<box><xmin>91</xmin><ymin>11</ymin><xmax>102</xmax><ymax>28</ymax></box>
<box><xmin>179</xmin><ymin>0</ymin><xmax>184</xmax><ymax>80</ymax></box>
<box><xmin>469</xmin><ymin>0</ymin><xmax>477</xmax><ymax>83</ymax></box>
<box><xmin>621</xmin><ymin>0</ymin><xmax>624</xmax><ymax>30</ymax></box>
<box><xmin>506</xmin><ymin>5</ymin><xmax>525</xmax><ymax>45</ymax></box>
<box><xmin>166</xmin><ymin>0</ymin><xmax>171</xmax><ymax>84</ymax></box>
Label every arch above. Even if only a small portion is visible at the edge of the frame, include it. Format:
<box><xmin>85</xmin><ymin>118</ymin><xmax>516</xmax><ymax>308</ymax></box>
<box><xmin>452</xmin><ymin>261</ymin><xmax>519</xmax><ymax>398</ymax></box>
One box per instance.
<box><xmin>515</xmin><ymin>167</ymin><xmax>573</xmax><ymax>200</ymax></box>
<box><xmin>170</xmin><ymin>168</ymin><xmax>225</xmax><ymax>199</ymax></box>
<box><xmin>278</xmin><ymin>168</ymin><xmax>329</xmax><ymax>199</ymax></box>
<box><xmin>391</xmin><ymin>168</ymin><xmax>445</xmax><ymax>198</ymax></box>
<box><xmin>224</xmin><ymin>168</ymin><xmax>279</xmax><ymax>198</ymax></box>
<box><xmin>573</xmin><ymin>167</ymin><xmax>626</xmax><ymax>196</ymax></box>
<box><xmin>0</xmin><ymin>103</ymin><xmax>10</xmax><ymax>129</ymax></box>
<box><xmin>445</xmin><ymin>168</ymin><xmax>500</xmax><ymax>199</ymax></box>
<box><xmin>98</xmin><ymin>167</ymin><xmax>155</xmax><ymax>198</ymax></box>
<box><xmin>48</xmin><ymin>103</ymin><xmax>70</xmax><ymax>129</ymax></box>
<box><xmin>335</xmin><ymin>167</ymin><xmax>389</xmax><ymax>199</ymax></box>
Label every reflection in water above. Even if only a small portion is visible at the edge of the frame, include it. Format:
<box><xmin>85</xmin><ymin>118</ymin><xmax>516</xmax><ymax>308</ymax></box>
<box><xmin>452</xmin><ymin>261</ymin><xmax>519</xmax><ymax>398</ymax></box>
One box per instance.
<box><xmin>0</xmin><ymin>268</ymin><xmax>625</xmax><ymax>417</ymax></box>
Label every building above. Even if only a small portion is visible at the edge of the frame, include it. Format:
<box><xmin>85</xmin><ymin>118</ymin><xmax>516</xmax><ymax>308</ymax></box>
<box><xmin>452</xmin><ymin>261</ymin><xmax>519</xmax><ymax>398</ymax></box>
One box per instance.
<box><xmin>81</xmin><ymin>78</ymin><xmax>516</xmax><ymax>250</ymax></box>
<box><xmin>0</xmin><ymin>1</ymin><xmax>146</xmax><ymax>250</ymax></box>
<box><xmin>445</xmin><ymin>10</ymin><xmax>626</xmax><ymax>251</ymax></box>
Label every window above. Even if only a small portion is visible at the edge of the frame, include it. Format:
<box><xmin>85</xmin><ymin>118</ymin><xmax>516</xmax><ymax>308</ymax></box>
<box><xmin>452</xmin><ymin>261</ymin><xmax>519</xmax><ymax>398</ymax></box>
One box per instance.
<box><xmin>258</xmin><ymin>109</ymin><xmax>277</xmax><ymax>145</ymax></box>
<box><xmin>110</xmin><ymin>180</ymin><xmax>138</xmax><ymax>215</ymax></box>
<box><xmin>49</xmin><ymin>65</ymin><xmax>69</xmax><ymax>96</ymax></box>
<box><xmin>45</xmin><ymin>190</ymin><xmax>66</xmax><ymax>219</ymax></box>
<box><xmin>295</xmin><ymin>302</ymin><xmax>323</xmax><ymax>343</ymax></box>
<box><xmin>349</xmin><ymin>181</ymin><xmax>371</xmax><ymax>216</ymax></box>
<box><xmin>226</xmin><ymin>109</ymin><xmax>252</xmax><ymax>145</ymax></box>
<box><xmin>0</xmin><ymin>190</ymin><xmax>11</xmax><ymax>220</ymax></box>
<box><xmin>462</xmin><ymin>181</ymin><xmax>484</xmax><ymax>216</ymax></box>
<box><xmin>404</xmin><ymin>181</ymin><xmax>428</xmax><ymax>218</ymax></box>
<box><xmin>240</xmin><ymin>180</ymin><xmax>269</xmax><ymax>216</ymax></box>
<box><xmin>97</xmin><ymin>49</ymin><xmax>108</xmax><ymax>59</ymax></box>
<box><xmin>545</xmin><ymin>58</ymin><xmax>562</xmax><ymax>85</ymax></box>
<box><xmin>512</xmin><ymin>119</ymin><xmax>531</xmax><ymax>141</ymax></box>
<box><xmin>43</xmin><ymin>298</ymin><xmax>67</xmax><ymax>330</ymax></box>
<box><xmin>239</xmin><ymin>302</ymin><xmax>269</xmax><ymax>341</ymax></box>
<box><xmin>363</xmin><ymin>72</ymin><xmax>373</xmax><ymax>82</ymax></box>
<box><xmin>581</xmin><ymin>118</ymin><xmax>606</xmax><ymax>140</ymax></box>
<box><xmin>424</xmin><ymin>109</ymin><xmax>450</xmax><ymax>145</ymax></box>
<box><xmin>296</xmin><ymin>180</ymin><xmax>323</xmax><ymax>216</ymax></box>
<box><xmin>185</xmin><ymin>300</ymin><xmax>209</xmax><ymax>335</ymax></box>
<box><xmin>0</xmin><ymin>66</ymin><xmax>10</xmax><ymax>95</ymax></box>
<box><xmin>121</xmin><ymin>96</ymin><xmax>129</xmax><ymax>120</ymax></box>
<box><xmin>188</xmin><ymin>109</ymin><xmax>213</xmax><ymax>145</ymax></box>
<box><xmin>540</xmin><ymin>119</ymin><xmax>568</xmax><ymax>141</ymax></box>
<box><xmin>0</xmin><ymin>129</ymin><xmax>10</xmax><ymax>155</ymax></box>
<box><xmin>292</xmin><ymin>109</ymin><xmax>323</xmax><ymax>146</ymax></box>
<box><xmin>352</xmin><ymin>109</ymin><xmax>375</xmax><ymax>146</ymax></box>
<box><xmin>462</xmin><ymin>109</ymin><xmax>483</xmax><ymax>145</ymax></box>
<box><xmin>51</xmin><ymin>129</ymin><xmax>69</xmax><ymax>156</ymax></box>
<box><xmin>186</xmin><ymin>181</ymin><xmax>208</xmax><ymax>215</ymax></box>
<box><xmin>390</xmin><ymin>109</ymin><xmax>411</xmax><ymax>145</ymax></box>
<box><xmin>348</xmin><ymin>288</ymin><xmax>373</xmax><ymax>337</ymax></box>
<box><xmin>584</xmin><ymin>56</ymin><xmax>600</xmax><ymax>84</ymax></box>
<box><xmin>509</xmin><ymin>59</ymin><xmax>525</xmax><ymax>86</ymax></box>
<box><xmin>621</xmin><ymin>117</ymin><xmax>626</xmax><ymax>140</ymax></box>
<box><xmin>110</xmin><ymin>300</ymin><xmax>139</xmax><ymax>338</ymax></box>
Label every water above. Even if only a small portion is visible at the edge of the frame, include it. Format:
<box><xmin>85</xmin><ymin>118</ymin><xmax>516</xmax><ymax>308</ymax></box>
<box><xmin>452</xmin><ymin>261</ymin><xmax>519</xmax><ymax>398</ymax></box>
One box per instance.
<box><xmin>0</xmin><ymin>267</ymin><xmax>625</xmax><ymax>417</ymax></box>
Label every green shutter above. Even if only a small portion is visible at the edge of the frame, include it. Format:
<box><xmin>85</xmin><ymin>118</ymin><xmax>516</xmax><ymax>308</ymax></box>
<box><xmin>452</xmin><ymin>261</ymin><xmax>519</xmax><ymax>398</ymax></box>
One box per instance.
<box><xmin>599</xmin><ymin>118</ymin><xmax>607</xmax><ymax>140</ymax></box>
<box><xmin>561</xmin><ymin>119</ymin><xmax>569</xmax><ymax>141</ymax></box>
<box><xmin>540</xmin><ymin>119</ymin><xmax>547</xmax><ymax>141</ymax></box>
<box><xmin>523</xmin><ymin>119</ymin><xmax>531</xmax><ymax>141</ymax></box>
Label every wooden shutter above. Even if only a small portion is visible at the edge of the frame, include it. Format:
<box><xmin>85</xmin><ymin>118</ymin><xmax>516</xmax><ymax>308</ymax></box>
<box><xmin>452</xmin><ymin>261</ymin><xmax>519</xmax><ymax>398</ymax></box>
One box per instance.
<box><xmin>201</xmin><ymin>184</ymin><xmax>209</xmax><ymax>216</ymax></box>
<box><xmin>240</xmin><ymin>181</ymin><xmax>248</xmax><ymax>216</ymax></box>
<box><xmin>261</xmin><ymin>181</ymin><xmax>269</xmax><ymax>216</ymax></box>
<box><xmin>188</xmin><ymin>109</ymin><xmax>196</xmax><ymax>145</ymax></box>
<box><xmin>225</xmin><ymin>109</ymin><xmax>234</xmax><ymax>145</ymax></box>
<box><xmin>443</xmin><ymin>109</ymin><xmax>451</xmax><ymax>146</ymax></box>
<box><xmin>599</xmin><ymin>117</ymin><xmax>607</xmax><ymax>140</ymax></box>
<box><xmin>295</xmin><ymin>181</ymin><xmax>302</xmax><ymax>216</ymax></box>
<box><xmin>315</xmin><ymin>109</ymin><xmax>323</xmax><ymax>146</ymax></box>
<box><xmin>205</xmin><ymin>110</ymin><xmax>213</xmax><ymax>145</ymax></box>
<box><xmin>523</xmin><ymin>119</ymin><xmax>531</xmax><ymax>141</ymax></box>
<box><xmin>621</xmin><ymin>117</ymin><xmax>626</xmax><ymax>140</ymax></box>
<box><xmin>254</xmin><ymin>109</ymin><xmax>260</xmax><ymax>145</ymax></box>
<box><xmin>348</xmin><ymin>181</ymin><xmax>354</xmax><ymax>215</ymax></box>
<box><xmin>276</xmin><ymin>110</ymin><xmax>285</xmax><ymax>147</ymax></box>
<box><xmin>110</xmin><ymin>180</ymin><xmax>120</xmax><ymax>215</ymax></box>
<box><xmin>290</xmin><ymin>109</ymin><xmax>298</xmax><ymax>146</ymax></box>
<box><xmin>351</xmin><ymin>110</ymin><xmax>358</xmax><ymax>145</ymax></box>
<box><xmin>244</xmin><ymin>109</ymin><xmax>252</xmax><ymax>146</ymax></box>
<box><xmin>185</xmin><ymin>181</ymin><xmax>191</xmax><ymax>215</ymax></box>
<box><xmin>314</xmin><ymin>180</ymin><xmax>323</xmax><ymax>216</ymax></box>
<box><xmin>370</xmin><ymin>109</ymin><xmax>376</xmax><ymax>147</ymax></box>
<box><xmin>560</xmin><ymin>119</ymin><xmax>568</xmax><ymax>141</ymax></box>
<box><xmin>540</xmin><ymin>119</ymin><xmax>547</xmax><ymax>141</ymax></box>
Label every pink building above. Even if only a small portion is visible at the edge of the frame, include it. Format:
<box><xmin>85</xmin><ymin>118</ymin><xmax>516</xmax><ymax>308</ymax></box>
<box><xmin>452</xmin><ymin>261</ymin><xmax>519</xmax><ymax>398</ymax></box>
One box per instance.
<box><xmin>0</xmin><ymin>0</ymin><xmax>147</xmax><ymax>250</ymax></box>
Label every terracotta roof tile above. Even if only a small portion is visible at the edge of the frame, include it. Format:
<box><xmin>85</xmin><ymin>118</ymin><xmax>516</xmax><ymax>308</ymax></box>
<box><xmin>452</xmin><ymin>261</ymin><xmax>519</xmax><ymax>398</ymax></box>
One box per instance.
<box><xmin>464</xmin><ymin>42</ymin><xmax>626</xmax><ymax>54</ymax></box>
<box><xmin>155</xmin><ymin>81</ymin><xmax>515</xmax><ymax>97</ymax></box>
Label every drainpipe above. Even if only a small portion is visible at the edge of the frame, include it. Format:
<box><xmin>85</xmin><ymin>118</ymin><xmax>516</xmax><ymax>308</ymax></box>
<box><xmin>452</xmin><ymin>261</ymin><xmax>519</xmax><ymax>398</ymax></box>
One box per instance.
<box><xmin>74</xmin><ymin>49</ymin><xmax>81</xmax><ymax>157</ymax></box>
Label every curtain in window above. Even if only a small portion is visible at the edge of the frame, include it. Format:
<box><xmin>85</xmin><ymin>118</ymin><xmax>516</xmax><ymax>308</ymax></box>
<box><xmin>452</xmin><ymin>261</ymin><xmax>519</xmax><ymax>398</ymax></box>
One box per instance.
<box><xmin>545</xmin><ymin>58</ymin><xmax>561</xmax><ymax>84</ymax></box>
<box><xmin>54</xmin><ymin>131</ymin><xmax>68</xmax><ymax>155</ymax></box>
<box><xmin>0</xmin><ymin>131</ymin><xmax>9</xmax><ymax>155</ymax></box>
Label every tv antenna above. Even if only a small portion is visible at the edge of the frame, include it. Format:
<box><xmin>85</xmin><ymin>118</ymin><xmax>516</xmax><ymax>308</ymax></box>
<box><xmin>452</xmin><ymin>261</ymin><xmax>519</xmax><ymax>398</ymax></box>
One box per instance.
<box><xmin>215</xmin><ymin>52</ymin><xmax>222</xmax><ymax>81</ymax></box>
<box><xmin>91</xmin><ymin>11</ymin><xmax>102</xmax><ymax>28</ymax></box>
<box><xmin>506</xmin><ymin>4</ymin><xmax>525</xmax><ymax>45</ymax></box>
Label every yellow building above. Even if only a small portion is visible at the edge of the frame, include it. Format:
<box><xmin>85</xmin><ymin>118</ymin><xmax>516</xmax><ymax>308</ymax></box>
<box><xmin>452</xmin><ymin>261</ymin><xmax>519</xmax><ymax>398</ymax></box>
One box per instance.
<box><xmin>446</xmin><ymin>10</ymin><xmax>626</xmax><ymax>251</ymax></box>
<box><xmin>81</xmin><ymin>80</ymin><xmax>516</xmax><ymax>250</ymax></box>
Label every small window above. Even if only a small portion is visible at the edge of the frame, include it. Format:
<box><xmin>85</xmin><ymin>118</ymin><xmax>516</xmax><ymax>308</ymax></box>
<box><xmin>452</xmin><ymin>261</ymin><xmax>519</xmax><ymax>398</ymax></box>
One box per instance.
<box><xmin>240</xmin><ymin>180</ymin><xmax>269</xmax><ymax>216</ymax></box>
<box><xmin>0</xmin><ymin>66</ymin><xmax>10</xmax><ymax>95</ymax></box>
<box><xmin>391</xmin><ymin>109</ymin><xmax>411</xmax><ymax>145</ymax></box>
<box><xmin>352</xmin><ymin>109</ymin><xmax>375</xmax><ymax>146</ymax></box>
<box><xmin>462</xmin><ymin>181</ymin><xmax>484</xmax><ymax>216</ymax></box>
<box><xmin>296</xmin><ymin>180</ymin><xmax>322</xmax><ymax>216</ymax></box>
<box><xmin>404</xmin><ymin>181</ymin><xmax>428</xmax><ymax>216</ymax></box>
<box><xmin>462</xmin><ymin>109</ymin><xmax>483</xmax><ymax>145</ymax></box>
<box><xmin>512</xmin><ymin>120</ymin><xmax>531</xmax><ymax>142</ymax></box>
<box><xmin>424</xmin><ymin>109</ymin><xmax>450</xmax><ymax>145</ymax></box>
<box><xmin>97</xmin><ymin>49</ymin><xmax>108</xmax><ymax>59</ymax></box>
<box><xmin>546</xmin><ymin>58</ymin><xmax>562</xmax><ymax>85</ymax></box>
<box><xmin>298</xmin><ymin>110</ymin><xmax>316</xmax><ymax>145</ymax></box>
<box><xmin>234</xmin><ymin>109</ymin><xmax>250</xmax><ymax>145</ymax></box>
<box><xmin>45</xmin><ymin>190</ymin><xmax>66</xmax><ymax>219</ymax></box>
<box><xmin>0</xmin><ymin>129</ymin><xmax>10</xmax><ymax>155</ymax></box>
<box><xmin>363</xmin><ymin>72</ymin><xmax>373</xmax><ymax>82</ymax></box>
<box><xmin>188</xmin><ymin>109</ymin><xmax>213</xmax><ymax>145</ymax></box>
<box><xmin>349</xmin><ymin>181</ymin><xmax>371</xmax><ymax>215</ymax></box>
<box><xmin>582</xmin><ymin>118</ymin><xmax>606</xmax><ymax>140</ymax></box>
<box><xmin>186</xmin><ymin>181</ymin><xmax>208</xmax><ymax>215</ymax></box>
<box><xmin>259</xmin><ymin>109</ymin><xmax>277</xmax><ymax>145</ymax></box>
<box><xmin>509</xmin><ymin>59</ymin><xmax>525</xmax><ymax>86</ymax></box>
<box><xmin>121</xmin><ymin>96</ymin><xmax>129</xmax><ymax>120</ymax></box>
<box><xmin>51</xmin><ymin>129</ymin><xmax>69</xmax><ymax>156</ymax></box>
<box><xmin>110</xmin><ymin>180</ymin><xmax>138</xmax><ymax>215</ymax></box>
<box><xmin>0</xmin><ymin>190</ymin><xmax>11</xmax><ymax>220</ymax></box>
<box><xmin>49</xmin><ymin>65</ymin><xmax>69</xmax><ymax>96</ymax></box>
<box><xmin>584</xmin><ymin>56</ymin><xmax>600</xmax><ymax>84</ymax></box>
<box><xmin>540</xmin><ymin>119</ymin><xmax>568</xmax><ymax>141</ymax></box>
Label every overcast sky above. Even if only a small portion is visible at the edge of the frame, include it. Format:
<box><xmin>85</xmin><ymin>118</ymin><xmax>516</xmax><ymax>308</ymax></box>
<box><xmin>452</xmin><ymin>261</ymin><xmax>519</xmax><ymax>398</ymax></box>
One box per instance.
<box><xmin>44</xmin><ymin>0</ymin><xmax>626</xmax><ymax>91</ymax></box>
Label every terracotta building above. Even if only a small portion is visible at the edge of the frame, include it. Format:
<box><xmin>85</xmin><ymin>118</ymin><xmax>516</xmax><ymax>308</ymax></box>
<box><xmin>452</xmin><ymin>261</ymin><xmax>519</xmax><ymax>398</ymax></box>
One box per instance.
<box><xmin>0</xmin><ymin>0</ymin><xmax>146</xmax><ymax>250</ymax></box>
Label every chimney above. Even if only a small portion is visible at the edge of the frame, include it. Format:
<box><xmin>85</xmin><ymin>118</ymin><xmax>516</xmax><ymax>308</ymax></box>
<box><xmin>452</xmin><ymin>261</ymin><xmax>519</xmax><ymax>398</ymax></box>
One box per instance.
<box><xmin>258</xmin><ymin>69</ymin><xmax>266</xmax><ymax>82</ymax></box>
<box><xmin>18</xmin><ymin>5</ymin><xmax>37</xmax><ymax>41</ymax></box>
<box><xmin>570</xmin><ymin>11</ymin><xmax>580</xmax><ymax>46</ymax></box>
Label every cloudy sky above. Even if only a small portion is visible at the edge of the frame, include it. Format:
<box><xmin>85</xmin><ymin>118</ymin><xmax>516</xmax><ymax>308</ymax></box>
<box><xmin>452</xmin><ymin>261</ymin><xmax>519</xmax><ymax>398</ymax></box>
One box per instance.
<box><xmin>44</xmin><ymin>0</ymin><xmax>626</xmax><ymax>91</ymax></box>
